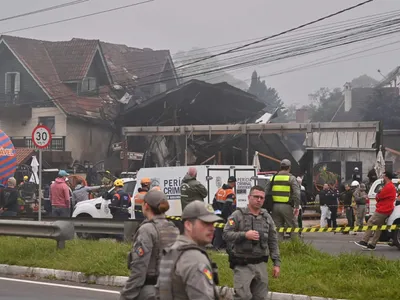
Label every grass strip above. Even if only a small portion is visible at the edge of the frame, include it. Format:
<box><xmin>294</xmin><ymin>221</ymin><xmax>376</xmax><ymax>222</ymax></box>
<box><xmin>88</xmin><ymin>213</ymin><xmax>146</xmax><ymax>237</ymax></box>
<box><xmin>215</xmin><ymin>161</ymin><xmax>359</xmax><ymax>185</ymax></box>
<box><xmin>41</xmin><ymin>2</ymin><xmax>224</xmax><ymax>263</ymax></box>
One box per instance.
<box><xmin>0</xmin><ymin>237</ymin><xmax>397</xmax><ymax>300</ymax></box>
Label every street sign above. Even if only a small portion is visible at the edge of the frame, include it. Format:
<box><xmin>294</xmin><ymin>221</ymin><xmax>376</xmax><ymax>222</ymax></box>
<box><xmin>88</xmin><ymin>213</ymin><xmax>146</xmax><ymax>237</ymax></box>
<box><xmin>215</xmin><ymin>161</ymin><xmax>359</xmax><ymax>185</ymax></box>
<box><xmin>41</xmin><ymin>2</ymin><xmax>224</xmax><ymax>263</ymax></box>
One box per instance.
<box><xmin>31</xmin><ymin>124</ymin><xmax>52</xmax><ymax>222</ymax></box>
<box><xmin>32</xmin><ymin>125</ymin><xmax>52</xmax><ymax>149</ymax></box>
<box><xmin>120</xmin><ymin>151</ymin><xmax>144</xmax><ymax>161</ymax></box>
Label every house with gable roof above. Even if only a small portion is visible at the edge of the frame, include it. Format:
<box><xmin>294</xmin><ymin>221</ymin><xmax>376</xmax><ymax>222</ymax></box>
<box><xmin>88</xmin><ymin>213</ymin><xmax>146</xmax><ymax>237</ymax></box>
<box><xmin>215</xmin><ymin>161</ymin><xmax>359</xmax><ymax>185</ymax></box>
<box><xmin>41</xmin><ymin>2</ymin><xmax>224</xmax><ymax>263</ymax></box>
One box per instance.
<box><xmin>0</xmin><ymin>35</ymin><xmax>178</xmax><ymax>169</ymax></box>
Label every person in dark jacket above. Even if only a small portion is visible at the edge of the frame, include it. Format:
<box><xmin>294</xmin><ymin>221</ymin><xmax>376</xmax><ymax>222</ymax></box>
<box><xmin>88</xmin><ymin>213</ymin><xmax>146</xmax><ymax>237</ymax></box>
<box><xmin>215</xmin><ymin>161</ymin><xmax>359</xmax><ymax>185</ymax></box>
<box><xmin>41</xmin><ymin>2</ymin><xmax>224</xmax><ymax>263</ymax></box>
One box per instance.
<box><xmin>0</xmin><ymin>177</ymin><xmax>19</xmax><ymax>217</ymax></box>
<box><xmin>180</xmin><ymin>167</ymin><xmax>207</xmax><ymax>210</ymax></box>
<box><xmin>326</xmin><ymin>184</ymin><xmax>339</xmax><ymax>228</ymax></box>
<box><xmin>352</xmin><ymin>167</ymin><xmax>362</xmax><ymax>184</ymax></box>
<box><xmin>340</xmin><ymin>183</ymin><xmax>355</xmax><ymax>229</ymax></box>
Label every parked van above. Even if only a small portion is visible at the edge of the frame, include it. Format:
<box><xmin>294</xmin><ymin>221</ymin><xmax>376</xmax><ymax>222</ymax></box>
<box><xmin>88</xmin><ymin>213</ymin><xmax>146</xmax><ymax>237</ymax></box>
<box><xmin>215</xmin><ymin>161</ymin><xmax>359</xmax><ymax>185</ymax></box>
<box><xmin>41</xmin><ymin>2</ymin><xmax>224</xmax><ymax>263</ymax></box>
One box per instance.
<box><xmin>73</xmin><ymin>165</ymin><xmax>257</xmax><ymax>220</ymax></box>
<box><xmin>132</xmin><ymin>165</ymin><xmax>257</xmax><ymax>217</ymax></box>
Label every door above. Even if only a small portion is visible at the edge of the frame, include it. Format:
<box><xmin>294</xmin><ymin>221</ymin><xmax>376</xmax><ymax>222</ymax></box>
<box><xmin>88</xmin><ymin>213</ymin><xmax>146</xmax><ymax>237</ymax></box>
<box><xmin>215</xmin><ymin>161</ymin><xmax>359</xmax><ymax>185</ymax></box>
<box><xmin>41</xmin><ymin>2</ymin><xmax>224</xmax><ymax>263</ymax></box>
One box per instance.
<box><xmin>207</xmin><ymin>168</ymin><xmax>230</xmax><ymax>205</ymax></box>
<box><xmin>234</xmin><ymin>168</ymin><xmax>257</xmax><ymax>209</ymax></box>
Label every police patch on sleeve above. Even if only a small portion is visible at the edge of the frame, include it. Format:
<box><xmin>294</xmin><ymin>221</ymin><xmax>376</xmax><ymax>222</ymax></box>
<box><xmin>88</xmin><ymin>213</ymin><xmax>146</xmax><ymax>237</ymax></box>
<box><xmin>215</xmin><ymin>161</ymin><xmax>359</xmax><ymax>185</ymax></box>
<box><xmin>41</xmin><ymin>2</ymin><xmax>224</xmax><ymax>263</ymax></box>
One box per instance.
<box><xmin>198</xmin><ymin>264</ymin><xmax>214</xmax><ymax>285</ymax></box>
<box><xmin>228</xmin><ymin>218</ymin><xmax>235</xmax><ymax>226</ymax></box>
<box><xmin>134</xmin><ymin>241</ymin><xmax>145</xmax><ymax>257</ymax></box>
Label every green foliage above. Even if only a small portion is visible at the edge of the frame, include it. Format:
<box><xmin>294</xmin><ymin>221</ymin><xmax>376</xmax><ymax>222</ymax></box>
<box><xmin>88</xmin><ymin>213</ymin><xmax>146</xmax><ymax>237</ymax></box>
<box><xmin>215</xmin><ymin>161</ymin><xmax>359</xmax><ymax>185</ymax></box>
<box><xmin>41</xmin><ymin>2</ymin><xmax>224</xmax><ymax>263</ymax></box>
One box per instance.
<box><xmin>306</xmin><ymin>87</ymin><xmax>343</xmax><ymax>122</ymax></box>
<box><xmin>362</xmin><ymin>88</ymin><xmax>400</xmax><ymax>129</ymax></box>
<box><xmin>0</xmin><ymin>237</ymin><xmax>398</xmax><ymax>299</ymax></box>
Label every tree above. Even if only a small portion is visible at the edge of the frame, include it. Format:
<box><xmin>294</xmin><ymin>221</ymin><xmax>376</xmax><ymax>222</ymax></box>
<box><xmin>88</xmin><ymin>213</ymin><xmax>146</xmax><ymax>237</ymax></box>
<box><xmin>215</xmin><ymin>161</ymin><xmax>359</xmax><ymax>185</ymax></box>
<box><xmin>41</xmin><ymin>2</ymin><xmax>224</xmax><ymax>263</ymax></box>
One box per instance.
<box><xmin>173</xmin><ymin>48</ymin><xmax>248</xmax><ymax>90</ymax></box>
<box><xmin>351</xmin><ymin>74</ymin><xmax>379</xmax><ymax>88</ymax></box>
<box><xmin>248</xmin><ymin>71</ymin><xmax>286</xmax><ymax>117</ymax></box>
<box><xmin>306</xmin><ymin>87</ymin><xmax>343</xmax><ymax>122</ymax></box>
<box><xmin>362</xmin><ymin>89</ymin><xmax>400</xmax><ymax>129</ymax></box>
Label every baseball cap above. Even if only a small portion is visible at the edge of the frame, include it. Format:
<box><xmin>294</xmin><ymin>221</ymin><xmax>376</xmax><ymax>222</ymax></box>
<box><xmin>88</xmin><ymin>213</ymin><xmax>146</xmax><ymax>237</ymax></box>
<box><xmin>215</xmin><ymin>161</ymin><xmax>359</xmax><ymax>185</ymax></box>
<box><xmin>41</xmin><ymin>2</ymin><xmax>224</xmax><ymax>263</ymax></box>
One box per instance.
<box><xmin>182</xmin><ymin>200</ymin><xmax>223</xmax><ymax>223</ymax></box>
<box><xmin>58</xmin><ymin>170</ymin><xmax>69</xmax><ymax>177</ymax></box>
<box><xmin>144</xmin><ymin>190</ymin><xmax>165</xmax><ymax>208</ymax></box>
<box><xmin>228</xmin><ymin>176</ymin><xmax>236</xmax><ymax>183</ymax></box>
<box><xmin>281</xmin><ymin>159</ymin><xmax>291</xmax><ymax>167</ymax></box>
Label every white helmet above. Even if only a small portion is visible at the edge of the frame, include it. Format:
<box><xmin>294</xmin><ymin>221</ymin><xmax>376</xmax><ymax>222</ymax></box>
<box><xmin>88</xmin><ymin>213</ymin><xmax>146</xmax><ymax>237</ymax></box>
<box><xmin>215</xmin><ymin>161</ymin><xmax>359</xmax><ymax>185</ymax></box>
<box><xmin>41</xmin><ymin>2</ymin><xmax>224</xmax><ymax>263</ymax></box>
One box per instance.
<box><xmin>351</xmin><ymin>180</ymin><xmax>359</xmax><ymax>187</ymax></box>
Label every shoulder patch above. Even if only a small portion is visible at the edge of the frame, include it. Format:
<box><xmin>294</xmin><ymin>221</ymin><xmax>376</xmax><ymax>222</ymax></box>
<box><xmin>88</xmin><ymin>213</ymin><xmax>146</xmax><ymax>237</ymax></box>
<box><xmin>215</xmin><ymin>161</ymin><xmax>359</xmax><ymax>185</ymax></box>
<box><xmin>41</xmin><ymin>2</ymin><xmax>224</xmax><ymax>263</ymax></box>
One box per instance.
<box><xmin>136</xmin><ymin>246</ymin><xmax>144</xmax><ymax>257</ymax></box>
<box><xmin>228</xmin><ymin>218</ymin><xmax>235</xmax><ymax>226</ymax></box>
<box><xmin>198</xmin><ymin>264</ymin><xmax>214</xmax><ymax>285</ymax></box>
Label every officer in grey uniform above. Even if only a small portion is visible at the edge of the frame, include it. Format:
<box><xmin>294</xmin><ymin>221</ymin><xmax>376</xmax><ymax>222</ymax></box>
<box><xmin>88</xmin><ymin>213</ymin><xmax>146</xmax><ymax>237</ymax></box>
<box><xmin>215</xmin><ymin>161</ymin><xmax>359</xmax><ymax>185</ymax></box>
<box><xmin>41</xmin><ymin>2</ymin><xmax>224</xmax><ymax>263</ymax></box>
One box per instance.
<box><xmin>120</xmin><ymin>190</ymin><xmax>179</xmax><ymax>300</ymax></box>
<box><xmin>156</xmin><ymin>200</ymin><xmax>222</xmax><ymax>300</ymax></box>
<box><xmin>265</xmin><ymin>159</ymin><xmax>300</xmax><ymax>241</ymax></box>
<box><xmin>223</xmin><ymin>185</ymin><xmax>281</xmax><ymax>300</ymax></box>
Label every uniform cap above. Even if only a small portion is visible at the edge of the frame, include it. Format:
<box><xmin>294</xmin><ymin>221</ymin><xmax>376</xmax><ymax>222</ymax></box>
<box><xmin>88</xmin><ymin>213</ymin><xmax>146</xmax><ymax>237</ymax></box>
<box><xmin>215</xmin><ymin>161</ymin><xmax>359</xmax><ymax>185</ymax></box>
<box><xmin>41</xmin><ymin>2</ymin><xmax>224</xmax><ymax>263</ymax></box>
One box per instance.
<box><xmin>144</xmin><ymin>190</ymin><xmax>166</xmax><ymax>208</ymax></box>
<box><xmin>281</xmin><ymin>159</ymin><xmax>291</xmax><ymax>167</ymax></box>
<box><xmin>182</xmin><ymin>200</ymin><xmax>223</xmax><ymax>223</ymax></box>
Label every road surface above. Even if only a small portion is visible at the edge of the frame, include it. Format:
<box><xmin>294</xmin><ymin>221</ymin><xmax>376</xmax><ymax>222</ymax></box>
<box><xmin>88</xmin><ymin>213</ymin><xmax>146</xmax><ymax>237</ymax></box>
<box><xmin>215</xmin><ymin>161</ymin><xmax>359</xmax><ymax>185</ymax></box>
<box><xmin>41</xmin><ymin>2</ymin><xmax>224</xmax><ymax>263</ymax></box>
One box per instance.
<box><xmin>303</xmin><ymin>232</ymin><xmax>400</xmax><ymax>260</ymax></box>
<box><xmin>0</xmin><ymin>277</ymin><xmax>120</xmax><ymax>300</ymax></box>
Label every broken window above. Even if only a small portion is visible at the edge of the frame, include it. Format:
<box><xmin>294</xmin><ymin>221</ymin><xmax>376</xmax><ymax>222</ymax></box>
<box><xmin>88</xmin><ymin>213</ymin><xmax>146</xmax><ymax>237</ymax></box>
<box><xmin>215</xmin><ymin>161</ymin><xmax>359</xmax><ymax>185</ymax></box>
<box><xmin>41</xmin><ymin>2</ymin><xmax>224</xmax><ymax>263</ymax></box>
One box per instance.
<box><xmin>38</xmin><ymin>116</ymin><xmax>56</xmax><ymax>134</ymax></box>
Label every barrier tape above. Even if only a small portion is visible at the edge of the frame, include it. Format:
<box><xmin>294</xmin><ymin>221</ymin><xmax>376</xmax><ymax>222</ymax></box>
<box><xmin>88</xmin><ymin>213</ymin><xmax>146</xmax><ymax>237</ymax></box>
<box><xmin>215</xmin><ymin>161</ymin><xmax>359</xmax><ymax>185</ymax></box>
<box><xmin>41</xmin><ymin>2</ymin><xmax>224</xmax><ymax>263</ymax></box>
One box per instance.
<box><xmin>137</xmin><ymin>211</ymin><xmax>400</xmax><ymax>232</ymax></box>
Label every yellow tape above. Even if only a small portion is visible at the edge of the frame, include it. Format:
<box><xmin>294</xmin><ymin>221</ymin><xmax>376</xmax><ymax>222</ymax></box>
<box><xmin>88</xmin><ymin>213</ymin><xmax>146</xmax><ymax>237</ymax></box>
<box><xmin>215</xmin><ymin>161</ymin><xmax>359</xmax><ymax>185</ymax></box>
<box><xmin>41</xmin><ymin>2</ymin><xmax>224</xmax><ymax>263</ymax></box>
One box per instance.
<box><xmin>134</xmin><ymin>210</ymin><xmax>400</xmax><ymax>232</ymax></box>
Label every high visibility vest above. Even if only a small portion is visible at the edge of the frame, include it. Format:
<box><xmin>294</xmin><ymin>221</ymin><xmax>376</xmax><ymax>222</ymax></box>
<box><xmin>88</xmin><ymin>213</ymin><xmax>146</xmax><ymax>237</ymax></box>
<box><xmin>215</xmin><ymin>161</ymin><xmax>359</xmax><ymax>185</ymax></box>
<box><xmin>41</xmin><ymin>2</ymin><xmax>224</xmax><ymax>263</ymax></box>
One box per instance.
<box><xmin>215</xmin><ymin>188</ymin><xmax>236</xmax><ymax>205</ymax></box>
<box><xmin>271</xmin><ymin>175</ymin><xmax>291</xmax><ymax>203</ymax></box>
<box><xmin>134</xmin><ymin>190</ymin><xmax>146</xmax><ymax>206</ymax></box>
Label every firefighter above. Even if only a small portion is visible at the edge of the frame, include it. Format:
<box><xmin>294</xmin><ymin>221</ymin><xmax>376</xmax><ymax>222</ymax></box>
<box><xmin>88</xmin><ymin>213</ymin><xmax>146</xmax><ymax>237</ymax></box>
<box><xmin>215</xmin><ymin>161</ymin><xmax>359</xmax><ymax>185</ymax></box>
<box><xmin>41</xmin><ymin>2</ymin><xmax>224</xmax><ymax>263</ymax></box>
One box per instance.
<box><xmin>212</xmin><ymin>176</ymin><xmax>236</xmax><ymax>250</ymax></box>
<box><xmin>134</xmin><ymin>177</ymin><xmax>151</xmax><ymax>219</ymax></box>
<box><xmin>109</xmin><ymin>179</ymin><xmax>131</xmax><ymax>220</ymax></box>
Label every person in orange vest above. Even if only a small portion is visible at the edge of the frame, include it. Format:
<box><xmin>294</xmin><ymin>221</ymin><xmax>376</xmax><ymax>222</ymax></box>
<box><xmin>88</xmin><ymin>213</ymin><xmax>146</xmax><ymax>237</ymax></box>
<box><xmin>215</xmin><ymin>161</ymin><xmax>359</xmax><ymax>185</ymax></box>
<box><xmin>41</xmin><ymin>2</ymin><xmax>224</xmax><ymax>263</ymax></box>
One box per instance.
<box><xmin>133</xmin><ymin>177</ymin><xmax>151</xmax><ymax>219</ymax></box>
<box><xmin>212</xmin><ymin>176</ymin><xmax>236</xmax><ymax>250</ymax></box>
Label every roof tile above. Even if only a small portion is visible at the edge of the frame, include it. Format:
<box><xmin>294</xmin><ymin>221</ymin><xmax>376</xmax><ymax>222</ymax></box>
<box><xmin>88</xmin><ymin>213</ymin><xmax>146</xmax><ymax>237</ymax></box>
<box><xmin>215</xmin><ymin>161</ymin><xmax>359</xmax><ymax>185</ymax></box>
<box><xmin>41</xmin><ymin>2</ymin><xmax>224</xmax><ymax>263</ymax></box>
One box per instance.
<box><xmin>15</xmin><ymin>147</ymin><xmax>36</xmax><ymax>165</ymax></box>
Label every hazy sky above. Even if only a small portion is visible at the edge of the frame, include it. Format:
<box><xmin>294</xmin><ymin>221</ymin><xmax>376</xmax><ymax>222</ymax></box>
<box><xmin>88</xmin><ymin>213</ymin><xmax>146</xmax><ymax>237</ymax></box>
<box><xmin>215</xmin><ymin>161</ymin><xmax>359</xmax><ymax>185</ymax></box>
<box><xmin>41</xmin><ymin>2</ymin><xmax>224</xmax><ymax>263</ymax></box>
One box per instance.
<box><xmin>1</xmin><ymin>0</ymin><xmax>400</xmax><ymax>106</ymax></box>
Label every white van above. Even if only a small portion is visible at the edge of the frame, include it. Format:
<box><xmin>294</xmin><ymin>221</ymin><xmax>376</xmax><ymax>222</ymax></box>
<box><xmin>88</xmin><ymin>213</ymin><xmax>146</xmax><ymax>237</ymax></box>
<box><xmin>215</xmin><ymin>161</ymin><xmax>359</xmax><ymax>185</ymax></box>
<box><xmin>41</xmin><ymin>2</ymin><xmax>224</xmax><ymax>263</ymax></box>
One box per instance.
<box><xmin>132</xmin><ymin>165</ymin><xmax>257</xmax><ymax>217</ymax></box>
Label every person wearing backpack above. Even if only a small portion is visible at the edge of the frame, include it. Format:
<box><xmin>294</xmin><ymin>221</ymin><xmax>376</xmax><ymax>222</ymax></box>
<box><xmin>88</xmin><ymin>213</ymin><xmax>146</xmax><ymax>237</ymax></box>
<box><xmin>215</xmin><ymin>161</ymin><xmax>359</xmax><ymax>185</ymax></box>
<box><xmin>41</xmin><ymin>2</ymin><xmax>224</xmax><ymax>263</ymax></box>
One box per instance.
<box><xmin>156</xmin><ymin>200</ymin><xmax>223</xmax><ymax>300</ymax></box>
<box><xmin>120</xmin><ymin>190</ymin><xmax>179</xmax><ymax>300</ymax></box>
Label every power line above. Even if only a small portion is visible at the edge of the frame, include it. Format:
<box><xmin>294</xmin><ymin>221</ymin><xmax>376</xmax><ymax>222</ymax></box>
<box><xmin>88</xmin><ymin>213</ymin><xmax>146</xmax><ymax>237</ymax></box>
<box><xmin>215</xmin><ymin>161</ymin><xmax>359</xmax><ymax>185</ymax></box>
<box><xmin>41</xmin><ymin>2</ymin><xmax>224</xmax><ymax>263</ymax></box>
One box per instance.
<box><xmin>1</xmin><ymin>0</ymin><xmax>155</xmax><ymax>35</ymax></box>
<box><xmin>171</xmin><ymin>0</ymin><xmax>376</xmax><ymax>72</ymax></box>
<box><xmin>0</xmin><ymin>0</ymin><xmax>89</xmax><ymax>23</ymax></box>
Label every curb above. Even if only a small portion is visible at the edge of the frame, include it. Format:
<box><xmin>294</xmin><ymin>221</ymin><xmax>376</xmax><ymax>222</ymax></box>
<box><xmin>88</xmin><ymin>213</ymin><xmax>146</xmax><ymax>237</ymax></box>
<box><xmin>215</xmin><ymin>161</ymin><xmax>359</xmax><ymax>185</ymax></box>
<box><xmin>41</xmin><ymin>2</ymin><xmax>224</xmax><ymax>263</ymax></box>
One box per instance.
<box><xmin>0</xmin><ymin>264</ymin><xmax>346</xmax><ymax>300</ymax></box>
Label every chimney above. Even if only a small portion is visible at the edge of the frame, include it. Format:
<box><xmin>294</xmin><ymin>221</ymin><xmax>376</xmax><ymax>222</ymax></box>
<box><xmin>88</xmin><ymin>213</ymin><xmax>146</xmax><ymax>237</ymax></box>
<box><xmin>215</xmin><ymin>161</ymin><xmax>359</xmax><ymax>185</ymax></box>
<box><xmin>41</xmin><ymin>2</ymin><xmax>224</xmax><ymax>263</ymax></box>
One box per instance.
<box><xmin>296</xmin><ymin>108</ymin><xmax>308</xmax><ymax>123</ymax></box>
<box><xmin>344</xmin><ymin>82</ymin><xmax>352</xmax><ymax>112</ymax></box>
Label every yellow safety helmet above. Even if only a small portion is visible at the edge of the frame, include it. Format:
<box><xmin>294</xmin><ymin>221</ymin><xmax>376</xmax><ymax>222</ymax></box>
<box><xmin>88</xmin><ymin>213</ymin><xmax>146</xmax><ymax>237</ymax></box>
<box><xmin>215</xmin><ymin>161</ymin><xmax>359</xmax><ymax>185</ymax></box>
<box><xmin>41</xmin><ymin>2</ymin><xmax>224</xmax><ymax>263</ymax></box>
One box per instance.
<box><xmin>23</xmin><ymin>176</ymin><xmax>29</xmax><ymax>181</ymax></box>
<box><xmin>114</xmin><ymin>179</ymin><xmax>124</xmax><ymax>187</ymax></box>
<box><xmin>141</xmin><ymin>177</ymin><xmax>151</xmax><ymax>185</ymax></box>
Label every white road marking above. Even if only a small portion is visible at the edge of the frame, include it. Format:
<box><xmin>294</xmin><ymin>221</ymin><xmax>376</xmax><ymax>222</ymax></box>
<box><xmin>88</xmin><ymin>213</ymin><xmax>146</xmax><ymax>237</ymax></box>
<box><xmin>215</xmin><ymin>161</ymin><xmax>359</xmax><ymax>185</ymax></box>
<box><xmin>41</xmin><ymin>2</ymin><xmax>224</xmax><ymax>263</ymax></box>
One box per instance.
<box><xmin>0</xmin><ymin>277</ymin><xmax>120</xmax><ymax>294</ymax></box>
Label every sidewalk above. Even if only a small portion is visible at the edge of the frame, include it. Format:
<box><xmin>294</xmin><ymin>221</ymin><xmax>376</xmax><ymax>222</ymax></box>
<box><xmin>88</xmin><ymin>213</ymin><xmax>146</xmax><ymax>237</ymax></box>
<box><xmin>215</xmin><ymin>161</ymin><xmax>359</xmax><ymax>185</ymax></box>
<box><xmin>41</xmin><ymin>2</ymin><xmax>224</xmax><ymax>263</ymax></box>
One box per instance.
<box><xmin>0</xmin><ymin>264</ymin><xmax>347</xmax><ymax>300</ymax></box>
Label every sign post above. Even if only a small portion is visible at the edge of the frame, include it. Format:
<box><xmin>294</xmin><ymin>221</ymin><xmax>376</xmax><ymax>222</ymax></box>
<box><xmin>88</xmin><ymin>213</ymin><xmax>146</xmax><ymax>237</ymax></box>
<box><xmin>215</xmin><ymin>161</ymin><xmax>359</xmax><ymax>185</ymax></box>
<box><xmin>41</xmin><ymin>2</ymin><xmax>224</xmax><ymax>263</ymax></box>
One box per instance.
<box><xmin>32</xmin><ymin>125</ymin><xmax>52</xmax><ymax>221</ymax></box>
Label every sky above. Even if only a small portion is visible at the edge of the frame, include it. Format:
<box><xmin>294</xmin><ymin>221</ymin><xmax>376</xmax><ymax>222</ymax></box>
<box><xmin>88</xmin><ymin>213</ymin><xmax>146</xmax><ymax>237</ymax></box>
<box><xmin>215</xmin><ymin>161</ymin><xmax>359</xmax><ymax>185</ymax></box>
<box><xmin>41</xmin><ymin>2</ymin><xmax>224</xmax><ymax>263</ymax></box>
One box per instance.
<box><xmin>1</xmin><ymin>0</ymin><xmax>400</xmax><ymax>107</ymax></box>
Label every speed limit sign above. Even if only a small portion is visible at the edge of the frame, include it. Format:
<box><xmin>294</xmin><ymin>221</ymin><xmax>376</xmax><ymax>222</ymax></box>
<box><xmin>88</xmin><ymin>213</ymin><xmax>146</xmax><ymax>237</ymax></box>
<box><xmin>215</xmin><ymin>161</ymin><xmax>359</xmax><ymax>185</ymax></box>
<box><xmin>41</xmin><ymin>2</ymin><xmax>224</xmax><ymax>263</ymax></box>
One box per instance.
<box><xmin>32</xmin><ymin>125</ymin><xmax>52</xmax><ymax>149</ymax></box>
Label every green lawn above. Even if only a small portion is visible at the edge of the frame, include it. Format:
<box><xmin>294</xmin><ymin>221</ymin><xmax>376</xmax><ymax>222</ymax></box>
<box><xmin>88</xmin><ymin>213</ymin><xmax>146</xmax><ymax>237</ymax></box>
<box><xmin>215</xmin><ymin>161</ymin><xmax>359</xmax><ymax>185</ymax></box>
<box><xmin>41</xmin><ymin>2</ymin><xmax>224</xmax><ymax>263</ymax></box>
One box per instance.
<box><xmin>0</xmin><ymin>237</ymin><xmax>397</xmax><ymax>300</ymax></box>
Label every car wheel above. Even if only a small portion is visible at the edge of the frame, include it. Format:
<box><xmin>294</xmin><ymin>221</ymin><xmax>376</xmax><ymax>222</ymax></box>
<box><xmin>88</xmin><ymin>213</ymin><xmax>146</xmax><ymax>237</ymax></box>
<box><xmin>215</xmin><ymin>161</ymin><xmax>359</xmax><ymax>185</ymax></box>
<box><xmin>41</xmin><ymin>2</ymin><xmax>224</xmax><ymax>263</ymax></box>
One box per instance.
<box><xmin>75</xmin><ymin>214</ymin><xmax>100</xmax><ymax>240</ymax></box>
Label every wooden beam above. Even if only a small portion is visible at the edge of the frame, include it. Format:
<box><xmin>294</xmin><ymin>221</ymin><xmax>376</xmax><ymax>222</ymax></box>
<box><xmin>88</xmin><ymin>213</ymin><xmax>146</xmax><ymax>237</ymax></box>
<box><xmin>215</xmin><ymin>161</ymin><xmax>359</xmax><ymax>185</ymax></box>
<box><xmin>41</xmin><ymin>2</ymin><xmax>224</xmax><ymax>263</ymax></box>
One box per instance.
<box><xmin>122</xmin><ymin>122</ymin><xmax>380</xmax><ymax>137</ymax></box>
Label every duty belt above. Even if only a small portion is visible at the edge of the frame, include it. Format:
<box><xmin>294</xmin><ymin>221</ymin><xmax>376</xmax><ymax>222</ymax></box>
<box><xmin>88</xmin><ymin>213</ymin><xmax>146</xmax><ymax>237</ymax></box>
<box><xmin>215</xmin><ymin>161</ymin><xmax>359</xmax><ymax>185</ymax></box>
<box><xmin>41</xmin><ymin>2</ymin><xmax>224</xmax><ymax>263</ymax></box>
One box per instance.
<box><xmin>231</xmin><ymin>256</ymin><xmax>269</xmax><ymax>266</ymax></box>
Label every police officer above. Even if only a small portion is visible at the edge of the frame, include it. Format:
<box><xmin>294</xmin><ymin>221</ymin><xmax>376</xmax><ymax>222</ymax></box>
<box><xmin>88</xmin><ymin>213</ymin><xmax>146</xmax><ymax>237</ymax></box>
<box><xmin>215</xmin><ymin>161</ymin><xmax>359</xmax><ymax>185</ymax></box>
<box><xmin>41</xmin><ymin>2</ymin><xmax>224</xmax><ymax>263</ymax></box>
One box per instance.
<box><xmin>223</xmin><ymin>185</ymin><xmax>280</xmax><ymax>300</ymax></box>
<box><xmin>120</xmin><ymin>190</ymin><xmax>179</xmax><ymax>300</ymax></box>
<box><xmin>212</xmin><ymin>176</ymin><xmax>236</xmax><ymax>250</ymax></box>
<box><xmin>134</xmin><ymin>178</ymin><xmax>151</xmax><ymax>219</ymax></box>
<box><xmin>265</xmin><ymin>159</ymin><xmax>300</xmax><ymax>240</ymax></box>
<box><xmin>156</xmin><ymin>200</ymin><xmax>222</xmax><ymax>300</ymax></box>
<box><xmin>109</xmin><ymin>179</ymin><xmax>131</xmax><ymax>220</ymax></box>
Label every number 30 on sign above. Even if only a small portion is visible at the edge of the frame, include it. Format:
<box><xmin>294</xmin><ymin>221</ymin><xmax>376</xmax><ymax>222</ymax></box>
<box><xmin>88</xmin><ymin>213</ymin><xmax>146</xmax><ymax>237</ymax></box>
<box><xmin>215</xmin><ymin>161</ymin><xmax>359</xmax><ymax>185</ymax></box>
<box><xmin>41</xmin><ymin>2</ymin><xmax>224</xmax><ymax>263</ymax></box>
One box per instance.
<box><xmin>32</xmin><ymin>125</ymin><xmax>52</xmax><ymax>149</ymax></box>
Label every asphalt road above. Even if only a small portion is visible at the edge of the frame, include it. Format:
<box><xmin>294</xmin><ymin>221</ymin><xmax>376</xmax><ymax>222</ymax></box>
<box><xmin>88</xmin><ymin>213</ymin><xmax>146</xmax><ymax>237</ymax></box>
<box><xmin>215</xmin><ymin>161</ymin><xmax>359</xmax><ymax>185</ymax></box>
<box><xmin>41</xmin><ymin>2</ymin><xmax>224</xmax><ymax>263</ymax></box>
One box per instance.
<box><xmin>303</xmin><ymin>232</ymin><xmax>400</xmax><ymax>260</ymax></box>
<box><xmin>0</xmin><ymin>277</ymin><xmax>120</xmax><ymax>300</ymax></box>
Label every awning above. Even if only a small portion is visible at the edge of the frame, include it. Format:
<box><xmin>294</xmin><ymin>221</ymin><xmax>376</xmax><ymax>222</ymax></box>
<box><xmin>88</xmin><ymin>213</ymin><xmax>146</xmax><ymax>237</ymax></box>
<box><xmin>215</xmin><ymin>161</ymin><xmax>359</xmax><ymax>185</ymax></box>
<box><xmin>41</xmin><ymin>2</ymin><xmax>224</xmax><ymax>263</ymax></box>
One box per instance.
<box><xmin>15</xmin><ymin>147</ymin><xmax>36</xmax><ymax>165</ymax></box>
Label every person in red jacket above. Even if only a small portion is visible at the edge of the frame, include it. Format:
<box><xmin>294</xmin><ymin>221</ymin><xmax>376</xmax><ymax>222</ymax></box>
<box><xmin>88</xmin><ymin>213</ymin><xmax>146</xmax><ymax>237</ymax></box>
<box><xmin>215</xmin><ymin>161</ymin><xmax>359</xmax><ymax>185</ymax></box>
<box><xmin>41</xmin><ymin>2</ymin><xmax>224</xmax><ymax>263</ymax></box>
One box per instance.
<box><xmin>355</xmin><ymin>171</ymin><xmax>396</xmax><ymax>250</ymax></box>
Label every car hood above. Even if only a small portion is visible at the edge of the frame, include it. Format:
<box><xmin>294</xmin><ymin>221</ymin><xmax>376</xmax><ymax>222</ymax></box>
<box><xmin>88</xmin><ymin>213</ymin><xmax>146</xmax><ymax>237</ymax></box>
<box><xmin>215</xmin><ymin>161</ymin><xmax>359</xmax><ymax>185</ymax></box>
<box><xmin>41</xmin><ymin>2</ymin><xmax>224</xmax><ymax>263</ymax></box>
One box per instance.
<box><xmin>75</xmin><ymin>197</ymin><xmax>104</xmax><ymax>206</ymax></box>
